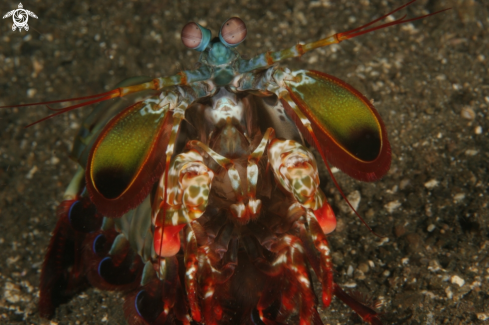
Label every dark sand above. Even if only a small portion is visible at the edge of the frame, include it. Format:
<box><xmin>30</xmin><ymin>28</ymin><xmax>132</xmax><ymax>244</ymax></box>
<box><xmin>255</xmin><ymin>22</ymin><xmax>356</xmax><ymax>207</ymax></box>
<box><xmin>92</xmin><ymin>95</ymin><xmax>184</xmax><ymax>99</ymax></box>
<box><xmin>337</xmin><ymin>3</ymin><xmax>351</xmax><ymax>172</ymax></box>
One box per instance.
<box><xmin>0</xmin><ymin>0</ymin><xmax>488</xmax><ymax>324</ymax></box>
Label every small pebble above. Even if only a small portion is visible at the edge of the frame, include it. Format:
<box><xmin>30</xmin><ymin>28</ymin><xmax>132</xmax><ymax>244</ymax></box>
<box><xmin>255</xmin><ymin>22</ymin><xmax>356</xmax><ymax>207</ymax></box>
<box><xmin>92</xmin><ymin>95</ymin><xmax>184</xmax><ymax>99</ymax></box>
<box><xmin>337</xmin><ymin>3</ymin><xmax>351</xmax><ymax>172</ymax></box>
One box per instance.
<box><xmin>401</xmin><ymin>257</ymin><xmax>409</xmax><ymax>265</ymax></box>
<box><xmin>451</xmin><ymin>275</ymin><xmax>465</xmax><ymax>287</ymax></box>
<box><xmin>470</xmin><ymin>280</ymin><xmax>481</xmax><ymax>290</ymax></box>
<box><xmin>377</xmin><ymin>237</ymin><xmax>389</xmax><ymax>246</ymax></box>
<box><xmin>394</xmin><ymin>224</ymin><xmax>406</xmax><ymax>237</ymax></box>
<box><xmin>339</xmin><ymin>190</ymin><xmax>361</xmax><ymax>214</ymax></box>
<box><xmin>460</xmin><ymin>107</ymin><xmax>475</xmax><ymax>120</ymax></box>
<box><xmin>424</xmin><ymin>179</ymin><xmax>439</xmax><ymax>189</ymax></box>
<box><xmin>7</xmin><ymin>255</ymin><xmax>20</xmax><ymax>266</ymax></box>
<box><xmin>477</xmin><ymin>313</ymin><xmax>489</xmax><ymax>321</ymax></box>
<box><xmin>347</xmin><ymin>265</ymin><xmax>354</xmax><ymax>277</ymax></box>
<box><xmin>4</xmin><ymin>282</ymin><xmax>22</xmax><ymax>303</ymax></box>
<box><xmin>428</xmin><ymin>260</ymin><xmax>442</xmax><ymax>272</ymax></box>
<box><xmin>405</xmin><ymin>233</ymin><xmax>422</xmax><ymax>251</ymax></box>
<box><xmin>358</xmin><ymin>263</ymin><xmax>369</xmax><ymax>273</ymax></box>
<box><xmin>453</xmin><ymin>193</ymin><xmax>465</xmax><ymax>203</ymax></box>
<box><xmin>26</xmin><ymin>166</ymin><xmax>38</xmax><ymax>179</ymax></box>
<box><xmin>347</xmin><ymin>190</ymin><xmax>361</xmax><ymax>211</ymax></box>
<box><xmin>27</xmin><ymin>88</ymin><xmax>37</xmax><ymax>98</ymax></box>
<box><xmin>427</xmin><ymin>224</ymin><xmax>436</xmax><ymax>232</ymax></box>
<box><xmin>445</xmin><ymin>286</ymin><xmax>453</xmax><ymax>299</ymax></box>
<box><xmin>331</xmin><ymin>251</ymin><xmax>344</xmax><ymax>265</ymax></box>
<box><xmin>383</xmin><ymin>270</ymin><xmax>391</xmax><ymax>277</ymax></box>
<box><xmin>399</xmin><ymin>179</ymin><xmax>410</xmax><ymax>190</ymax></box>
<box><xmin>355</xmin><ymin>270</ymin><xmax>366</xmax><ymax>280</ymax></box>
<box><xmin>307</xmin><ymin>55</ymin><xmax>318</xmax><ymax>64</ymax></box>
<box><xmin>32</xmin><ymin>59</ymin><xmax>43</xmax><ymax>74</ymax></box>
<box><xmin>330</xmin><ymin>166</ymin><xmax>340</xmax><ymax>174</ymax></box>
<box><xmin>384</xmin><ymin>200</ymin><xmax>401</xmax><ymax>213</ymax></box>
<box><xmin>465</xmin><ymin>149</ymin><xmax>478</xmax><ymax>156</ymax></box>
<box><xmin>295</xmin><ymin>11</ymin><xmax>307</xmax><ymax>26</ymax></box>
<box><xmin>343</xmin><ymin>281</ymin><xmax>357</xmax><ymax>288</ymax></box>
<box><xmin>335</xmin><ymin>218</ymin><xmax>346</xmax><ymax>233</ymax></box>
<box><xmin>365</xmin><ymin>208</ymin><xmax>375</xmax><ymax>219</ymax></box>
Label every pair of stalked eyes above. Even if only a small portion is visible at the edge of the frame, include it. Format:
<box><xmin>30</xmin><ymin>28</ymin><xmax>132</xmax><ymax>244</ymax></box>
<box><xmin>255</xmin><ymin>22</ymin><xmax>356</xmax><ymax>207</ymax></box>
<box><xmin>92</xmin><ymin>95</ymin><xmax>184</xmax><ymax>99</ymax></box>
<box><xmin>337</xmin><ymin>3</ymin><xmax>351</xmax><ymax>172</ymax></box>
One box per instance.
<box><xmin>181</xmin><ymin>17</ymin><xmax>247</xmax><ymax>51</ymax></box>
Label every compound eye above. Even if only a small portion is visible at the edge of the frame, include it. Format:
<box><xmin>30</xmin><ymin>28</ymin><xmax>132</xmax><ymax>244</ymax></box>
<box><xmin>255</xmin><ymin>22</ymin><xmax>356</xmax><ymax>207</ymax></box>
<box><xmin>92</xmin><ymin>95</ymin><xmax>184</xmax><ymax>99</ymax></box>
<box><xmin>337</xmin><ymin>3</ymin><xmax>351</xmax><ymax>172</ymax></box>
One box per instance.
<box><xmin>219</xmin><ymin>17</ymin><xmax>247</xmax><ymax>47</ymax></box>
<box><xmin>181</xmin><ymin>22</ymin><xmax>211</xmax><ymax>52</ymax></box>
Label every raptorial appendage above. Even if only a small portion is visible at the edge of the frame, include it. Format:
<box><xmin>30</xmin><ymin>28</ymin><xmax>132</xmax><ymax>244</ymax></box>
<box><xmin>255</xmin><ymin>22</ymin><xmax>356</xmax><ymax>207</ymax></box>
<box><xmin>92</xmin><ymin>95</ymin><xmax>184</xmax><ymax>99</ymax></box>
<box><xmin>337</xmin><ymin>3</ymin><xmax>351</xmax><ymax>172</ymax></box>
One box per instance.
<box><xmin>38</xmin><ymin>79</ymin><xmax>386</xmax><ymax>324</ymax></box>
<box><xmin>152</xmin><ymin>150</ymin><xmax>215</xmax><ymax>258</ymax></box>
<box><xmin>41</xmin><ymin>122</ymin><xmax>344</xmax><ymax>324</ymax></box>
<box><xmin>268</xmin><ymin>139</ymin><xmax>337</xmax><ymax>235</ymax></box>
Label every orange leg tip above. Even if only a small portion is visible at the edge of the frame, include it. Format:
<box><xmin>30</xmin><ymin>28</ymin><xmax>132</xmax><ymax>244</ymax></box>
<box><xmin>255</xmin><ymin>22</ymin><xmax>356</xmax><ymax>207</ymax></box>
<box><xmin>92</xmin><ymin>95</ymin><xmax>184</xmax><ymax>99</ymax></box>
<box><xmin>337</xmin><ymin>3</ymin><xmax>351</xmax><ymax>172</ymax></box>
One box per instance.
<box><xmin>314</xmin><ymin>203</ymin><xmax>337</xmax><ymax>234</ymax></box>
<box><xmin>322</xmin><ymin>291</ymin><xmax>332</xmax><ymax>307</ymax></box>
<box><xmin>192</xmin><ymin>310</ymin><xmax>202</xmax><ymax>322</ymax></box>
<box><xmin>281</xmin><ymin>296</ymin><xmax>295</xmax><ymax>311</ymax></box>
<box><xmin>153</xmin><ymin>224</ymin><xmax>185</xmax><ymax>257</ymax></box>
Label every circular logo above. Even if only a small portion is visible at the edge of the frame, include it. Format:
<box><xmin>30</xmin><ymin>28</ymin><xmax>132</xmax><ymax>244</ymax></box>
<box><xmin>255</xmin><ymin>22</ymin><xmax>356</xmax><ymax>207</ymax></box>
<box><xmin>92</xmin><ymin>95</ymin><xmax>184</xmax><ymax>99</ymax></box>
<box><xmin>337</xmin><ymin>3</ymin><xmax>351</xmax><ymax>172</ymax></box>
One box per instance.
<box><xmin>13</xmin><ymin>9</ymin><xmax>28</xmax><ymax>28</ymax></box>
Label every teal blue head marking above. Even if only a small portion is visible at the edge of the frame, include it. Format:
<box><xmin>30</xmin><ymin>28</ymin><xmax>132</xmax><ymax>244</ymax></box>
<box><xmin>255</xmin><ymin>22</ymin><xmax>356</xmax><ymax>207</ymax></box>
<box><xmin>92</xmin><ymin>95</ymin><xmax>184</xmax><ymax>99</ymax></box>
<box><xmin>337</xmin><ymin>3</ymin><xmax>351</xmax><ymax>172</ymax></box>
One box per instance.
<box><xmin>208</xmin><ymin>42</ymin><xmax>235</xmax><ymax>65</ymax></box>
